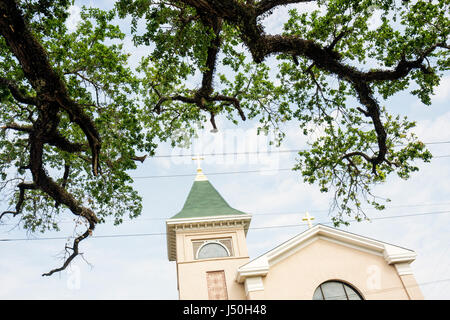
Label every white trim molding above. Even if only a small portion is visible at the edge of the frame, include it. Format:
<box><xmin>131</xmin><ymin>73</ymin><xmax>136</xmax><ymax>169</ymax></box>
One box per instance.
<box><xmin>244</xmin><ymin>276</ymin><xmax>265</xmax><ymax>296</ymax></box>
<box><xmin>394</xmin><ymin>262</ymin><xmax>414</xmax><ymax>276</ymax></box>
<box><xmin>236</xmin><ymin>224</ymin><xmax>417</xmax><ymax>283</ymax></box>
<box><xmin>383</xmin><ymin>244</ymin><xmax>417</xmax><ymax>264</ymax></box>
<box><xmin>236</xmin><ymin>256</ymin><xmax>269</xmax><ymax>283</ymax></box>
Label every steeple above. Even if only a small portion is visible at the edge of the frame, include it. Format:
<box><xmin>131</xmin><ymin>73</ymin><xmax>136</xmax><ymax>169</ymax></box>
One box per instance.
<box><xmin>170</xmin><ymin>156</ymin><xmax>246</xmax><ymax>219</ymax></box>
<box><xmin>170</xmin><ymin>175</ymin><xmax>246</xmax><ymax>219</ymax></box>
<box><xmin>166</xmin><ymin>165</ymin><xmax>252</xmax><ymax>299</ymax></box>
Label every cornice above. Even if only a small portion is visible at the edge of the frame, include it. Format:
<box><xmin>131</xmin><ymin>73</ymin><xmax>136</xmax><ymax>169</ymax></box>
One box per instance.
<box><xmin>166</xmin><ymin>214</ymin><xmax>252</xmax><ymax>261</ymax></box>
<box><xmin>236</xmin><ymin>224</ymin><xmax>417</xmax><ymax>283</ymax></box>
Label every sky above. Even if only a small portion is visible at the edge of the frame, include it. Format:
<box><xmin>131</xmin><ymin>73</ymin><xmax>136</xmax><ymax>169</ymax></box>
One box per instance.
<box><xmin>0</xmin><ymin>1</ymin><xmax>450</xmax><ymax>300</ymax></box>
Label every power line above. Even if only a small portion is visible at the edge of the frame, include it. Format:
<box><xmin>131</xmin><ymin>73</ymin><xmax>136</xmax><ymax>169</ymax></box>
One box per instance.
<box><xmin>83</xmin><ymin>200</ymin><xmax>450</xmax><ymax>222</ymax></box>
<box><xmin>1</xmin><ymin>209</ymin><xmax>449</xmax><ymax>242</ymax></box>
<box><xmin>376</xmin><ymin>277</ymin><xmax>450</xmax><ymax>292</ymax></box>
<box><xmin>249</xmin><ymin>210</ymin><xmax>450</xmax><ymax>230</ymax></box>
<box><xmin>131</xmin><ymin>154</ymin><xmax>450</xmax><ymax>179</ymax></box>
<box><xmin>3</xmin><ymin>199</ymin><xmax>450</xmax><ymax>226</ymax></box>
<box><xmin>151</xmin><ymin>149</ymin><xmax>301</xmax><ymax>158</ymax></box>
<box><xmin>150</xmin><ymin>140</ymin><xmax>450</xmax><ymax>159</ymax></box>
<box><xmin>132</xmin><ymin>168</ymin><xmax>292</xmax><ymax>179</ymax></box>
<box><xmin>423</xmin><ymin>140</ymin><xmax>450</xmax><ymax>145</ymax></box>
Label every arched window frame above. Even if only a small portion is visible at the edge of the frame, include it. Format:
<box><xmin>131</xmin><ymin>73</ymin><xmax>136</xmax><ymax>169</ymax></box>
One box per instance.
<box><xmin>196</xmin><ymin>240</ymin><xmax>231</xmax><ymax>260</ymax></box>
<box><xmin>313</xmin><ymin>280</ymin><xmax>364</xmax><ymax>300</ymax></box>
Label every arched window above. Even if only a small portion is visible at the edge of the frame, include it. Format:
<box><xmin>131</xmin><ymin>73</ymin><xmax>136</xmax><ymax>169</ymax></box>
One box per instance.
<box><xmin>313</xmin><ymin>281</ymin><xmax>363</xmax><ymax>300</ymax></box>
<box><xmin>196</xmin><ymin>241</ymin><xmax>230</xmax><ymax>259</ymax></box>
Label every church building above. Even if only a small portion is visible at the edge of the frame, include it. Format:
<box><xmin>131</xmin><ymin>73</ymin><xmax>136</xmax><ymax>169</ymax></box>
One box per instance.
<box><xmin>165</xmin><ymin>166</ymin><xmax>424</xmax><ymax>300</ymax></box>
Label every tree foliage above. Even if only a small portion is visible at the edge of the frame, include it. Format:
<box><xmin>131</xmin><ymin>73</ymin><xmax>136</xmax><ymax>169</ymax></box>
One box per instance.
<box><xmin>0</xmin><ymin>0</ymin><xmax>448</xmax><ymax>274</ymax></box>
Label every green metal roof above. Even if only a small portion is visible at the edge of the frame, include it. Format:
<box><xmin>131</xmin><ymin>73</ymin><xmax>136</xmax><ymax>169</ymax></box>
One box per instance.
<box><xmin>170</xmin><ymin>179</ymin><xmax>246</xmax><ymax>219</ymax></box>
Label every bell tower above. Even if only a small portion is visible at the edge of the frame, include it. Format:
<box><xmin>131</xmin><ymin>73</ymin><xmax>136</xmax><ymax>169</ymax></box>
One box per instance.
<box><xmin>166</xmin><ymin>166</ymin><xmax>252</xmax><ymax>300</ymax></box>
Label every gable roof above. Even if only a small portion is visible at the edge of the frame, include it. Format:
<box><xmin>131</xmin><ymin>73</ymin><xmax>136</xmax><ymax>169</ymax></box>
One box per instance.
<box><xmin>170</xmin><ymin>174</ymin><xmax>247</xmax><ymax>219</ymax></box>
<box><xmin>236</xmin><ymin>224</ymin><xmax>416</xmax><ymax>283</ymax></box>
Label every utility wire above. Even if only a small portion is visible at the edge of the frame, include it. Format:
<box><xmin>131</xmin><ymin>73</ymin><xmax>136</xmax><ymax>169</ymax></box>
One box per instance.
<box><xmin>131</xmin><ymin>154</ymin><xmax>450</xmax><ymax>179</ymax></box>
<box><xmin>3</xmin><ymin>200</ymin><xmax>450</xmax><ymax>226</ymax></box>
<box><xmin>132</xmin><ymin>168</ymin><xmax>292</xmax><ymax>179</ymax></box>
<box><xmin>149</xmin><ymin>140</ymin><xmax>450</xmax><ymax>158</ymax></box>
<box><xmin>1</xmin><ymin>209</ymin><xmax>449</xmax><ymax>242</ymax></box>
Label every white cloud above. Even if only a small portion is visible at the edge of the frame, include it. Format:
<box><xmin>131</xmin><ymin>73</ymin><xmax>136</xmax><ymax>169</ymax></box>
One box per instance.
<box><xmin>413</xmin><ymin>110</ymin><xmax>450</xmax><ymax>142</ymax></box>
<box><xmin>65</xmin><ymin>5</ymin><xmax>81</xmax><ymax>32</ymax></box>
<box><xmin>260</xmin><ymin>2</ymin><xmax>321</xmax><ymax>34</ymax></box>
<box><xmin>432</xmin><ymin>76</ymin><xmax>450</xmax><ymax>103</ymax></box>
<box><xmin>367</xmin><ymin>10</ymin><xmax>383</xmax><ymax>31</ymax></box>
